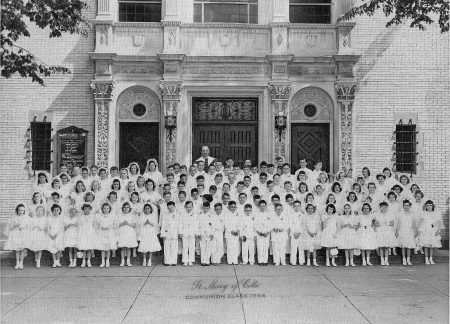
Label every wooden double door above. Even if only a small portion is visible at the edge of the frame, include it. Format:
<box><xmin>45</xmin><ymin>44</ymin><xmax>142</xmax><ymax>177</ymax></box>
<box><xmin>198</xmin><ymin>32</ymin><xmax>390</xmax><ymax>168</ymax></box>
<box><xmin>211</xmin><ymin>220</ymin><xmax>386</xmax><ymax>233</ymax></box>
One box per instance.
<box><xmin>193</xmin><ymin>125</ymin><xmax>257</xmax><ymax>167</ymax></box>
<box><xmin>192</xmin><ymin>97</ymin><xmax>258</xmax><ymax>167</ymax></box>
<box><xmin>119</xmin><ymin>122</ymin><xmax>159</xmax><ymax>172</ymax></box>
<box><xmin>291</xmin><ymin>123</ymin><xmax>330</xmax><ymax>172</ymax></box>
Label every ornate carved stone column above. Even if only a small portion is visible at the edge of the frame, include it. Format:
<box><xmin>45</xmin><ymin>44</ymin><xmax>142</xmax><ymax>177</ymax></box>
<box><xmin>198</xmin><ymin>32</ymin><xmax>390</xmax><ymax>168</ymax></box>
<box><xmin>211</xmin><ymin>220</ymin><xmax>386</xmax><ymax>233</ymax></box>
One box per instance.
<box><xmin>91</xmin><ymin>82</ymin><xmax>114</xmax><ymax>169</ymax></box>
<box><xmin>159</xmin><ymin>82</ymin><xmax>183</xmax><ymax>167</ymax></box>
<box><xmin>335</xmin><ymin>82</ymin><xmax>358</xmax><ymax>171</ymax></box>
<box><xmin>268</xmin><ymin>83</ymin><xmax>291</xmax><ymax>159</ymax></box>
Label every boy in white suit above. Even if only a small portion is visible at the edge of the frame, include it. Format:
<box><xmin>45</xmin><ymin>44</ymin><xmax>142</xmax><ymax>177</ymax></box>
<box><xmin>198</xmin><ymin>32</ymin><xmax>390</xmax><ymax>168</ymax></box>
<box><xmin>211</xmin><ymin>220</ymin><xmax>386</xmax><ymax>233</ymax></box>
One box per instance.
<box><xmin>271</xmin><ymin>203</ymin><xmax>288</xmax><ymax>266</ymax></box>
<box><xmin>290</xmin><ymin>200</ymin><xmax>305</xmax><ymax>266</ymax></box>
<box><xmin>223</xmin><ymin>201</ymin><xmax>240</xmax><ymax>265</ymax></box>
<box><xmin>160</xmin><ymin>201</ymin><xmax>180</xmax><ymax>266</ymax></box>
<box><xmin>198</xmin><ymin>202</ymin><xmax>218</xmax><ymax>266</ymax></box>
<box><xmin>179</xmin><ymin>201</ymin><xmax>199</xmax><ymax>266</ymax></box>
<box><xmin>239</xmin><ymin>204</ymin><xmax>256</xmax><ymax>265</ymax></box>
<box><xmin>254</xmin><ymin>200</ymin><xmax>271</xmax><ymax>266</ymax></box>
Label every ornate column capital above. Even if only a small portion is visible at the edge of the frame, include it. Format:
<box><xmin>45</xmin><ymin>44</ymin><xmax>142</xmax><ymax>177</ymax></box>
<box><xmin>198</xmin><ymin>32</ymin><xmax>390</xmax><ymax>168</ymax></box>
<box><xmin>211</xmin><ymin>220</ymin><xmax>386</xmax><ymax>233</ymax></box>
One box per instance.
<box><xmin>268</xmin><ymin>83</ymin><xmax>291</xmax><ymax>100</ymax></box>
<box><xmin>90</xmin><ymin>81</ymin><xmax>115</xmax><ymax>100</ymax></box>
<box><xmin>334</xmin><ymin>82</ymin><xmax>358</xmax><ymax>102</ymax></box>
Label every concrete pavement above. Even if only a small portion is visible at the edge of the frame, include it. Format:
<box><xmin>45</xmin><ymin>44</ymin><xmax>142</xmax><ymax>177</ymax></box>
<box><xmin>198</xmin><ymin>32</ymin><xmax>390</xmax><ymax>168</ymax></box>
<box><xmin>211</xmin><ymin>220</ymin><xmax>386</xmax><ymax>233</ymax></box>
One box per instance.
<box><xmin>1</xmin><ymin>260</ymin><xmax>448</xmax><ymax>324</ymax></box>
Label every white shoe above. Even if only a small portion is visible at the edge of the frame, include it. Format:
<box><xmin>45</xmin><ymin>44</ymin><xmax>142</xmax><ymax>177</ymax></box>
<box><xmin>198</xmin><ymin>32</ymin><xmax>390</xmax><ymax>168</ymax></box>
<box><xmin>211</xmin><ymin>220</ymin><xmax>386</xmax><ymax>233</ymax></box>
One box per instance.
<box><xmin>183</xmin><ymin>263</ymin><xmax>188</xmax><ymax>267</ymax></box>
<box><xmin>366</xmin><ymin>259</ymin><xmax>373</xmax><ymax>266</ymax></box>
<box><xmin>52</xmin><ymin>262</ymin><xmax>57</xmax><ymax>268</ymax></box>
<box><xmin>57</xmin><ymin>261</ymin><xmax>62</xmax><ymax>267</ymax></box>
<box><xmin>87</xmin><ymin>260</ymin><xmax>92</xmax><ymax>268</ymax></box>
<box><xmin>326</xmin><ymin>259</ymin><xmax>330</xmax><ymax>267</ymax></box>
<box><xmin>36</xmin><ymin>260</ymin><xmax>41</xmax><ymax>269</ymax></box>
<box><xmin>362</xmin><ymin>259</ymin><xmax>367</xmax><ymax>266</ymax></box>
<box><xmin>407</xmin><ymin>258</ymin><xmax>412</xmax><ymax>266</ymax></box>
<box><xmin>419</xmin><ymin>248</ymin><xmax>424</xmax><ymax>255</ymax></box>
<box><xmin>345</xmin><ymin>260</ymin><xmax>349</xmax><ymax>267</ymax></box>
<box><xmin>402</xmin><ymin>259</ymin><xmax>407</xmax><ymax>266</ymax></box>
<box><xmin>72</xmin><ymin>259</ymin><xmax>77</xmax><ymax>267</ymax></box>
<box><xmin>19</xmin><ymin>261</ymin><xmax>24</xmax><ymax>270</ymax></box>
<box><xmin>306</xmin><ymin>260</ymin><xmax>311</xmax><ymax>267</ymax></box>
<box><xmin>380</xmin><ymin>259</ymin><xmax>385</xmax><ymax>266</ymax></box>
<box><xmin>127</xmin><ymin>260</ymin><xmax>132</xmax><ymax>267</ymax></box>
<box><xmin>384</xmin><ymin>258</ymin><xmax>389</xmax><ymax>266</ymax></box>
<box><xmin>425</xmin><ymin>258</ymin><xmax>430</xmax><ymax>265</ymax></box>
<box><xmin>350</xmin><ymin>261</ymin><xmax>356</xmax><ymax>267</ymax></box>
<box><xmin>413</xmin><ymin>250</ymin><xmax>418</xmax><ymax>255</ymax></box>
<box><xmin>274</xmin><ymin>263</ymin><xmax>279</xmax><ymax>266</ymax></box>
<box><xmin>81</xmin><ymin>260</ymin><xmax>86</xmax><ymax>268</ymax></box>
<box><xmin>331</xmin><ymin>260</ymin><xmax>337</xmax><ymax>267</ymax></box>
<box><xmin>120</xmin><ymin>260</ymin><xmax>125</xmax><ymax>267</ymax></box>
<box><xmin>143</xmin><ymin>259</ymin><xmax>147</xmax><ymax>267</ymax></box>
<box><xmin>429</xmin><ymin>258</ymin><xmax>435</xmax><ymax>265</ymax></box>
<box><xmin>106</xmin><ymin>260</ymin><xmax>110</xmax><ymax>268</ymax></box>
<box><xmin>14</xmin><ymin>262</ymin><xmax>19</xmax><ymax>270</ymax></box>
<box><xmin>99</xmin><ymin>261</ymin><xmax>105</xmax><ymax>268</ymax></box>
<box><xmin>189</xmin><ymin>262</ymin><xmax>193</xmax><ymax>266</ymax></box>
<box><xmin>313</xmin><ymin>260</ymin><xmax>319</xmax><ymax>267</ymax></box>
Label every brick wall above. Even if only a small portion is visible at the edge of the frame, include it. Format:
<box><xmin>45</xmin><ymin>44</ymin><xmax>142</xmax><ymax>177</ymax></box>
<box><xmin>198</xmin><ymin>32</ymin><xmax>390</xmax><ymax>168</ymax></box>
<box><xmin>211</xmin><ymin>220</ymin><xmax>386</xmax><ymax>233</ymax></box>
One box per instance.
<box><xmin>352</xmin><ymin>12</ymin><xmax>450</xmax><ymax>246</ymax></box>
<box><xmin>0</xmin><ymin>2</ymin><xmax>96</xmax><ymax>236</ymax></box>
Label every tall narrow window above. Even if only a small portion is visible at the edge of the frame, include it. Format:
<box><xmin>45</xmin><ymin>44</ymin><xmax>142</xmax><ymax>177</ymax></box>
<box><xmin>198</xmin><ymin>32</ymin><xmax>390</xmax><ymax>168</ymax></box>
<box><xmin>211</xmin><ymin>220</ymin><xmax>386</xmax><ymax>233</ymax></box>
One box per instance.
<box><xmin>194</xmin><ymin>1</ymin><xmax>258</xmax><ymax>24</ymax></box>
<box><xmin>118</xmin><ymin>0</ymin><xmax>162</xmax><ymax>22</ymax></box>
<box><xmin>395</xmin><ymin>120</ymin><xmax>417</xmax><ymax>174</ymax></box>
<box><xmin>30</xmin><ymin>119</ymin><xmax>52</xmax><ymax>172</ymax></box>
<box><xmin>289</xmin><ymin>0</ymin><xmax>332</xmax><ymax>24</ymax></box>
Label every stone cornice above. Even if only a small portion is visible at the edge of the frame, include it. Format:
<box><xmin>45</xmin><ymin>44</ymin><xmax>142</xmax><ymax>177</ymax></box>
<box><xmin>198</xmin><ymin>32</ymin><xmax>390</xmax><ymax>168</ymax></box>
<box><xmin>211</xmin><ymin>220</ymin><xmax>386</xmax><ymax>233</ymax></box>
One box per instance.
<box><xmin>161</xmin><ymin>21</ymin><xmax>182</xmax><ymax>27</ymax></box>
<box><xmin>333</xmin><ymin>54</ymin><xmax>361</xmax><ymax>63</ymax></box>
<box><xmin>88</xmin><ymin>52</ymin><xmax>117</xmax><ymax>61</ymax></box>
<box><xmin>181</xmin><ymin>23</ymin><xmax>270</xmax><ymax>30</ymax></box>
<box><xmin>157</xmin><ymin>54</ymin><xmax>186</xmax><ymax>62</ymax></box>
<box><xmin>288</xmin><ymin>23</ymin><xmax>336</xmax><ymax>30</ymax></box>
<box><xmin>115</xmin><ymin>55</ymin><xmax>160</xmax><ymax>62</ymax></box>
<box><xmin>266</xmin><ymin>55</ymin><xmax>294</xmax><ymax>62</ymax></box>
<box><xmin>336</xmin><ymin>22</ymin><xmax>357</xmax><ymax>28</ymax></box>
<box><xmin>185</xmin><ymin>56</ymin><xmax>268</xmax><ymax>63</ymax></box>
<box><xmin>112</xmin><ymin>22</ymin><xmax>162</xmax><ymax>28</ymax></box>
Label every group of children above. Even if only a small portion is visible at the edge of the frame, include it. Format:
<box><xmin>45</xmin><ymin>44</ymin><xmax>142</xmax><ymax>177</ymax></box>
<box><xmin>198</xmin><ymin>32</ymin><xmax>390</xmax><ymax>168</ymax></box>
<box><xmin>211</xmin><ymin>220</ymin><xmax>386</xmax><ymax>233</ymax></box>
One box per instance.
<box><xmin>4</xmin><ymin>157</ymin><xmax>444</xmax><ymax>270</ymax></box>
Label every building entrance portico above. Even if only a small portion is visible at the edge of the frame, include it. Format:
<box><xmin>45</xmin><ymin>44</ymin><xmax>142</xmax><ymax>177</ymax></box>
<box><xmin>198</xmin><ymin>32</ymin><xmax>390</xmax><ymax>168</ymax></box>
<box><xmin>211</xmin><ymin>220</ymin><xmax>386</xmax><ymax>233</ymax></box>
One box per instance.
<box><xmin>192</xmin><ymin>97</ymin><xmax>258</xmax><ymax>167</ymax></box>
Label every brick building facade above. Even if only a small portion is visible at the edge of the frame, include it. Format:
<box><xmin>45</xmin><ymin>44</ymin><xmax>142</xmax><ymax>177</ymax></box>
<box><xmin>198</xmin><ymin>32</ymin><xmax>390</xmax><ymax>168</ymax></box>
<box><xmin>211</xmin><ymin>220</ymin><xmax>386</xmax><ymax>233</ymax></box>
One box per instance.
<box><xmin>1</xmin><ymin>0</ymin><xmax>448</xmax><ymax>247</ymax></box>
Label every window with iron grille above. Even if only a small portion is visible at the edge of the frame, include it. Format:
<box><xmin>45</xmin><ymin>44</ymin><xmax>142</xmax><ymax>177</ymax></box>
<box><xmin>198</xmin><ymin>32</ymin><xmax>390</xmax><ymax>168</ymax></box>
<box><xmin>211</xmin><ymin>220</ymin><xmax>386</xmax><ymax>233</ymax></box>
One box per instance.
<box><xmin>395</xmin><ymin>121</ymin><xmax>417</xmax><ymax>174</ymax></box>
<box><xmin>118</xmin><ymin>0</ymin><xmax>162</xmax><ymax>22</ymax></box>
<box><xmin>193</xmin><ymin>0</ymin><xmax>258</xmax><ymax>24</ymax></box>
<box><xmin>30</xmin><ymin>121</ymin><xmax>52</xmax><ymax>172</ymax></box>
<box><xmin>289</xmin><ymin>0</ymin><xmax>332</xmax><ymax>24</ymax></box>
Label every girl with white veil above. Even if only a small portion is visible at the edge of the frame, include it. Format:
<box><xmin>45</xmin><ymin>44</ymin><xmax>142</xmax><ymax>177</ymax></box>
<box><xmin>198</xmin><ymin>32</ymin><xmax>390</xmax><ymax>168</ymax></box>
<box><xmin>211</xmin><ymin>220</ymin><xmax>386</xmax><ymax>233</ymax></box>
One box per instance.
<box><xmin>143</xmin><ymin>159</ymin><xmax>164</xmax><ymax>190</ymax></box>
<box><xmin>127</xmin><ymin>162</ymin><xmax>141</xmax><ymax>184</ymax></box>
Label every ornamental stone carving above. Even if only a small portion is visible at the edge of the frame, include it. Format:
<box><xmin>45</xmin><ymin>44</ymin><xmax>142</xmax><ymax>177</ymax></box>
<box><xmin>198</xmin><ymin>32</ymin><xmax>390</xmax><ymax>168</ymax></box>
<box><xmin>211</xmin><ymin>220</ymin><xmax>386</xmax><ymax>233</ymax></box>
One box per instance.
<box><xmin>181</xmin><ymin>65</ymin><xmax>270</xmax><ymax>75</ymax></box>
<box><xmin>290</xmin><ymin>87</ymin><xmax>332</xmax><ymax>121</ymax></box>
<box><xmin>269</xmin><ymin>83</ymin><xmax>291</xmax><ymax>159</ymax></box>
<box><xmin>288</xmin><ymin>65</ymin><xmax>335</xmax><ymax>75</ymax></box>
<box><xmin>114</xmin><ymin>64</ymin><xmax>163</xmax><ymax>74</ymax></box>
<box><xmin>91</xmin><ymin>81</ymin><xmax>114</xmax><ymax>169</ymax></box>
<box><xmin>117</xmin><ymin>87</ymin><xmax>161</xmax><ymax>121</ymax></box>
<box><xmin>335</xmin><ymin>82</ymin><xmax>359</xmax><ymax>171</ymax></box>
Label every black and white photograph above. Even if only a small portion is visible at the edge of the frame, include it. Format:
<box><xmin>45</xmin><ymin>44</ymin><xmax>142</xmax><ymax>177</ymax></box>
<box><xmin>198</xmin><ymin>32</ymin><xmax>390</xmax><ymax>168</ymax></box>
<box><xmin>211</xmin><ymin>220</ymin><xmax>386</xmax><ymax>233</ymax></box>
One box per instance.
<box><xmin>1</xmin><ymin>0</ymin><xmax>449</xmax><ymax>323</ymax></box>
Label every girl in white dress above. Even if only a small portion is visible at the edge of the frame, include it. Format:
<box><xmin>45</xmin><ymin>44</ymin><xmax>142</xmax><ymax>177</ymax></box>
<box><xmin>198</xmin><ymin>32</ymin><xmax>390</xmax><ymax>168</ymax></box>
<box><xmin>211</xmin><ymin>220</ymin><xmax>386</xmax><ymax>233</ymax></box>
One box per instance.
<box><xmin>301</xmin><ymin>204</ymin><xmax>322</xmax><ymax>267</ymax></box>
<box><xmin>382</xmin><ymin>167</ymin><xmax>399</xmax><ymax>189</ymax></box>
<box><xmin>417</xmin><ymin>200</ymin><xmax>444</xmax><ymax>265</ymax></box>
<box><xmin>136</xmin><ymin>176</ymin><xmax>147</xmax><ymax>195</ymax></box>
<box><xmin>141</xmin><ymin>179</ymin><xmax>163</xmax><ymax>207</ymax></box>
<box><xmin>120</xmin><ymin>181</ymin><xmax>136</xmax><ymax>203</ymax></box>
<box><xmin>64</xmin><ymin>206</ymin><xmax>79</xmax><ymax>267</ymax></box>
<box><xmin>321</xmin><ymin>204</ymin><xmax>341</xmax><ymax>267</ymax></box>
<box><xmin>330</xmin><ymin>182</ymin><xmax>346</xmax><ymax>209</ymax></box>
<box><xmin>27</xmin><ymin>205</ymin><xmax>47</xmax><ymax>268</ymax></box>
<box><xmin>118</xmin><ymin>202</ymin><xmax>138</xmax><ymax>267</ymax></box>
<box><xmin>79</xmin><ymin>166</ymin><xmax>92</xmax><ymax>190</ymax></box>
<box><xmin>296</xmin><ymin>182</ymin><xmax>309</xmax><ymax>204</ymax></box>
<box><xmin>96</xmin><ymin>203</ymin><xmax>117</xmax><ymax>268</ymax></box>
<box><xmin>143</xmin><ymin>159</ymin><xmax>165</xmax><ymax>192</ymax></box>
<box><xmin>77</xmin><ymin>204</ymin><xmax>96</xmax><ymax>268</ymax></box>
<box><xmin>373</xmin><ymin>202</ymin><xmax>398</xmax><ymax>266</ymax></box>
<box><xmin>398</xmin><ymin>174</ymin><xmax>411</xmax><ymax>193</ymax></box>
<box><xmin>118</xmin><ymin>168</ymin><xmax>130</xmax><ymax>190</ymax></box>
<box><xmin>127</xmin><ymin>162</ymin><xmax>141</xmax><ymax>184</ymax></box>
<box><xmin>138</xmin><ymin>203</ymin><xmax>161</xmax><ymax>266</ymax></box>
<box><xmin>46</xmin><ymin>204</ymin><xmax>65</xmax><ymax>268</ymax></box>
<box><xmin>338</xmin><ymin>204</ymin><xmax>358</xmax><ymax>267</ymax></box>
<box><xmin>129</xmin><ymin>192</ymin><xmax>143</xmax><ymax>257</ymax></box>
<box><xmin>357</xmin><ymin>203</ymin><xmax>377</xmax><ymax>266</ymax></box>
<box><xmin>344</xmin><ymin>191</ymin><xmax>360</xmax><ymax>215</ymax></box>
<box><xmin>33</xmin><ymin>172</ymin><xmax>50</xmax><ymax>196</ymax></box>
<box><xmin>70</xmin><ymin>180</ymin><xmax>86</xmax><ymax>209</ymax></box>
<box><xmin>29</xmin><ymin>192</ymin><xmax>46</xmax><ymax>217</ymax></box>
<box><xmin>352</xmin><ymin>183</ymin><xmax>366</xmax><ymax>204</ymax></box>
<box><xmin>90</xmin><ymin>180</ymin><xmax>106</xmax><ymax>205</ymax></box>
<box><xmin>396</xmin><ymin>199</ymin><xmax>418</xmax><ymax>266</ymax></box>
<box><xmin>316</xmin><ymin>171</ymin><xmax>331</xmax><ymax>194</ymax></box>
<box><xmin>4</xmin><ymin>204</ymin><xmax>30</xmax><ymax>270</ymax></box>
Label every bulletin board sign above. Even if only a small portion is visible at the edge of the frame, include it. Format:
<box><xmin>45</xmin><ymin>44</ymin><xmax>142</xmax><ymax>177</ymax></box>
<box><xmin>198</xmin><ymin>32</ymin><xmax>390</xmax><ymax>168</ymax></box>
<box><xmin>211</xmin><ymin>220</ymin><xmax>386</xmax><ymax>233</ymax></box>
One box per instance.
<box><xmin>57</xmin><ymin>126</ymin><xmax>88</xmax><ymax>176</ymax></box>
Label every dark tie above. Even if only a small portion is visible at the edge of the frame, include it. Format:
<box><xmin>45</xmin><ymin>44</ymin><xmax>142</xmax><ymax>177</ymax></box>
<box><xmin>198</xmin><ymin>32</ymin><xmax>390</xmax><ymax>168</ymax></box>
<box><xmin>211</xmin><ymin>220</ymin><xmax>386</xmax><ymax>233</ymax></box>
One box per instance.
<box><xmin>205</xmin><ymin>157</ymin><xmax>208</xmax><ymax>166</ymax></box>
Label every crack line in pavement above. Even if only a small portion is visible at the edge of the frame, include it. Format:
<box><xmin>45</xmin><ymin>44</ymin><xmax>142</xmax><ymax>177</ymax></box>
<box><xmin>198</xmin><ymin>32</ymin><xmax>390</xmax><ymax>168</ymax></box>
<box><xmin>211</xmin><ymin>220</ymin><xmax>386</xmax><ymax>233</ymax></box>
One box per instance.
<box><xmin>4</xmin><ymin>267</ymin><xmax>73</xmax><ymax>316</ymax></box>
<box><xmin>232</xmin><ymin>265</ymin><xmax>247</xmax><ymax>324</ymax></box>
<box><xmin>313</xmin><ymin>267</ymin><xmax>372</xmax><ymax>324</ymax></box>
<box><xmin>121</xmin><ymin>264</ymin><xmax>156</xmax><ymax>323</ymax></box>
<box><xmin>391</xmin><ymin>265</ymin><xmax>449</xmax><ymax>297</ymax></box>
